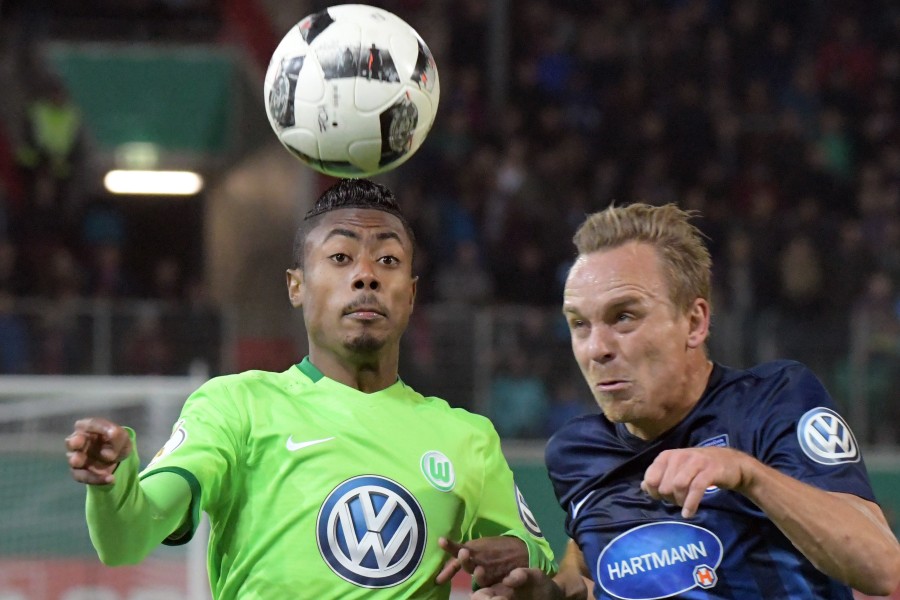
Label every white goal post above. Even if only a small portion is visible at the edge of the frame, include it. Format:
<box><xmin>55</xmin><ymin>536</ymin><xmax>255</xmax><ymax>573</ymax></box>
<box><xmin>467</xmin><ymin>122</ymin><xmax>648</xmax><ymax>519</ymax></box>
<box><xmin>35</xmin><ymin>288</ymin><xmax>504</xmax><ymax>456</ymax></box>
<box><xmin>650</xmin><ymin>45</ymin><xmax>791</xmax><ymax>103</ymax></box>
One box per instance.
<box><xmin>0</xmin><ymin>375</ymin><xmax>210</xmax><ymax>600</ymax></box>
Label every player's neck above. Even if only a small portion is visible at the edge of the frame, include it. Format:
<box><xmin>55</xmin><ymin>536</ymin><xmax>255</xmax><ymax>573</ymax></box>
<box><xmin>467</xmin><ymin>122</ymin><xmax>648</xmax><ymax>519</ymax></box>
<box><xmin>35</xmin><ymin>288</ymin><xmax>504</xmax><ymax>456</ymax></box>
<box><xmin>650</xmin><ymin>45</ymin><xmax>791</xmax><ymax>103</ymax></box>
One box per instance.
<box><xmin>309</xmin><ymin>350</ymin><xmax>400</xmax><ymax>393</ymax></box>
<box><xmin>626</xmin><ymin>357</ymin><xmax>714</xmax><ymax>441</ymax></box>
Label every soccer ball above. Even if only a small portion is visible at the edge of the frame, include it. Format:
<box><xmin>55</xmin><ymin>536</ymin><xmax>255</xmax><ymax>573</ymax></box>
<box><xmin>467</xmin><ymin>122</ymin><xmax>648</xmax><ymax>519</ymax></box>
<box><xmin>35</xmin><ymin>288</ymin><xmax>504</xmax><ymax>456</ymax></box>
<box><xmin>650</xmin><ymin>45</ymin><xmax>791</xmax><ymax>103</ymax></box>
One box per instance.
<box><xmin>263</xmin><ymin>4</ymin><xmax>440</xmax><ymax>178</ymax></box>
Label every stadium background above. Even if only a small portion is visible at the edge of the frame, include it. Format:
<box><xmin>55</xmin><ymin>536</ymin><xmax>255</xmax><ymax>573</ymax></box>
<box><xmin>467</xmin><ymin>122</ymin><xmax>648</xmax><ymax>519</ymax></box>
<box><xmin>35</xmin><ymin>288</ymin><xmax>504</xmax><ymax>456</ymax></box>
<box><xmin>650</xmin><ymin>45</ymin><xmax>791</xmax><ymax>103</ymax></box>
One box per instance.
<box><xmin>0</xmin><ymin>0</ymin><xmax>898</xmax><ymax>598</ymax></box>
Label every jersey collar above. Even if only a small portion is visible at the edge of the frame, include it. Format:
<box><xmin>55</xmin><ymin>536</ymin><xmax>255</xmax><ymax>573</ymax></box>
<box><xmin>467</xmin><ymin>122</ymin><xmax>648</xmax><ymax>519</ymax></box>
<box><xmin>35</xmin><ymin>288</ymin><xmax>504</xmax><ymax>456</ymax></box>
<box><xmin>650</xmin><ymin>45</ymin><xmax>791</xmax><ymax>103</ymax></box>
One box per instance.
<box><xmin>295</xmin><ymin>356</ymin><xmax>405</xmax><ymax>389</ymax></box>
<box><xmin>296</xmin><ymin>356</ymin><xmax>325</xmax><ymax>382</ymax></box>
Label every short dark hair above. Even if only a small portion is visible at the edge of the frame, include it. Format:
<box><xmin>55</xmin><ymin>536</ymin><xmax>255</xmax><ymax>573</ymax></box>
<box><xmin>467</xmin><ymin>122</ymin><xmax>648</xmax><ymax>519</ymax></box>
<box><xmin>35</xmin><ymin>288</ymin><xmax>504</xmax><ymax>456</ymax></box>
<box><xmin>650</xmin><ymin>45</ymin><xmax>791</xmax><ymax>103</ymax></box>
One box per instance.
<box><xmin>291</xmin><ymin>178</ymin><xmax>416</xmax><ymax>269</ymax></box>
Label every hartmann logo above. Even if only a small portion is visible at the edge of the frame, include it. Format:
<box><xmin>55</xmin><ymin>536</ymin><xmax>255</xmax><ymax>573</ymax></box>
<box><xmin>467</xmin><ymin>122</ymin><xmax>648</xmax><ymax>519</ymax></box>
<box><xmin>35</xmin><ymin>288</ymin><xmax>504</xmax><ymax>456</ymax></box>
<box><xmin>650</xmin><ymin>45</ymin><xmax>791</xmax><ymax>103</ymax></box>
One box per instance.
<box><xmin>797</xmin><ymin>407</ymin><xmax>860</xmax><ymax>465</ymax></box>
<box><xmin>597</xmin><ymin>522</ymin><xmax>723</xmax><ymax>600</ymax></box>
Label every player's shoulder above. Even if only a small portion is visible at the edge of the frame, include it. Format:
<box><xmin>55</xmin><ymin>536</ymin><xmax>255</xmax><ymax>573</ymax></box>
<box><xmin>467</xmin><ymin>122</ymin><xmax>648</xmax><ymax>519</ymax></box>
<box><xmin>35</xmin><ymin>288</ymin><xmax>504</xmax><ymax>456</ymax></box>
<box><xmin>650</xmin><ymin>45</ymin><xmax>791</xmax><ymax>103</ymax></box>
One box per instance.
<box><xmin>546</xmin><ymin>413</ymin><xmax>614</xmax><ymax>458</ymax></box>
<box><xmin>744</xmin><ymin>358</ymin><xmax>812</xmax><ymax>381</ymax></box>
<box><xmin>709</xmin><ymin>359</ymin><xmax>830</xmax><ymax>416</ymax></box>
<box><xmin>189</xmin><ymin>368</ymin><xmax>303</xmax><ymax>402</ymax></box>
<box><xmin>400</xmin><ymin>382</ymin><xmax>499</xmax><ymax>438</ymax></box>
<box><xmin>551</xmin><ymin>412</ymin><xmax>610</xmax><ymax>438</ymax></box>
<box><xmin>718</xmin><ymin>359</ymin><xmax>823</xmax><ymax>396</ymax></box>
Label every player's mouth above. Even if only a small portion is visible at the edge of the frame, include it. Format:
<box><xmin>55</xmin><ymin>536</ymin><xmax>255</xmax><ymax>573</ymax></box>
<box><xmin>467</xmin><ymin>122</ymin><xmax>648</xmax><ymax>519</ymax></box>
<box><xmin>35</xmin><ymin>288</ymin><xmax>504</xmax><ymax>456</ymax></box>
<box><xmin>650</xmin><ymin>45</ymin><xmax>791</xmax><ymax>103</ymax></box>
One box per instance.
<box><xmin>596</xmin><ymin>379</ymin><xmax>630</xmax><ymax>392</ymax></box>
<box><xmin>345</xmin><ymin>308</ymin><xmax>385</xmax><ymax>320</ymax></box>
<box><xmin>343</xmin><ymin>295</ymin><xmax>388</xmax><ymax>320</ymax></box>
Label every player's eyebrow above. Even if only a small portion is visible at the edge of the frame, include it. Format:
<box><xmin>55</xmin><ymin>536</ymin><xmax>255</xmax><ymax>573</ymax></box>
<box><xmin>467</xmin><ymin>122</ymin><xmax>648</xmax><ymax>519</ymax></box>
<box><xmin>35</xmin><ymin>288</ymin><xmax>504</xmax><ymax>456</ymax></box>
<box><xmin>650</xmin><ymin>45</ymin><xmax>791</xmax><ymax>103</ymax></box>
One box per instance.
<box><xmin>561</xmin><ymin>304</ymin><xmax>580</xmax><ymax>317</ymax></box>
<box><xmin>562</xmin><ymin>295</ymin><xmax>643</xmax><ymax>318</ymax></box>
<box><xmin>376</xmin><ymin>231</ymin><xmax>402</xmax><ymax>245</ymax></box>
<box><xmin>323</xmin><ymin>228</ymin><xmax>360</xmax><ymax>243</ymax></box>
<box><xmin>323</xmin><ymin>228</ymin><xmax>404</xmax><ymax>247</ymax></box>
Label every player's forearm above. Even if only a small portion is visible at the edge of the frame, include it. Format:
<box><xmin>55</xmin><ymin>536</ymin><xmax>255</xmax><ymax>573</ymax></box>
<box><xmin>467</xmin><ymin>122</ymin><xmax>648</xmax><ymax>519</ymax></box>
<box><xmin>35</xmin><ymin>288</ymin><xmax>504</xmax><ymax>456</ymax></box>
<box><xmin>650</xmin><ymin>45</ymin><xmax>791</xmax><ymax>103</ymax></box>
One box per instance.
<box><xmin>86</xmin><ymin>446</ymin><xmax>190</xmax><ymax>566</ymax></box>
<box><xmin>741</xmin><ymin>461</ymin><xmax>900</xmax><ymax>595</ymax></box>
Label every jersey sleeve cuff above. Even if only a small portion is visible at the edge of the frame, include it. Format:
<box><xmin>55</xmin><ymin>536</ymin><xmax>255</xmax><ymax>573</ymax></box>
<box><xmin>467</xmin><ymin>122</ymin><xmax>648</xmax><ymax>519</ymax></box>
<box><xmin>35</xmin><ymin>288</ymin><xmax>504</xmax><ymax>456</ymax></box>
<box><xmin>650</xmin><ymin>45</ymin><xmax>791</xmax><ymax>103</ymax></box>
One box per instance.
<box><xmin>87</xmin><ymin>427</ymin><xmax>140</xmax><ymax>494</ymax></box>
<box><xmin>139</xmin><ymin>466</ymin><xmax>202</xmax><ymax>546</ymax></box>
<box><xmin>500</xmin><ymin>530</ymin><xmax>559</xmax><ymax>575</ymax></box>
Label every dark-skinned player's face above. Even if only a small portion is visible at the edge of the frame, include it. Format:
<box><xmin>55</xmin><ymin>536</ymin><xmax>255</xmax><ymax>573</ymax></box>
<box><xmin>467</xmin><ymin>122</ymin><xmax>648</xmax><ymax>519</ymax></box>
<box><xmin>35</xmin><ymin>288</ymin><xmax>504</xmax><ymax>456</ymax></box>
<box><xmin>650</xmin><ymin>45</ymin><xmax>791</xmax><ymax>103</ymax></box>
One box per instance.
<box><xmin>286</xmin><ymin>208</ymin><xmax>416</xmax><ymax>358</ymax></box>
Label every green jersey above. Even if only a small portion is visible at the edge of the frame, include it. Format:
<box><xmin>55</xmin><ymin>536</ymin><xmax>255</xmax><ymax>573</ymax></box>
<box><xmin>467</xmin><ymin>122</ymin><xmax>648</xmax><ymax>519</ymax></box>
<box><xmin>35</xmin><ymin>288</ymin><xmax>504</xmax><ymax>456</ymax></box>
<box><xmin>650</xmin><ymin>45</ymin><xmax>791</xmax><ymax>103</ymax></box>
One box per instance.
<box><xmin>138</xmin><ymin>358</ymin><xmax>555</xmax><ymax>599</ymax></box>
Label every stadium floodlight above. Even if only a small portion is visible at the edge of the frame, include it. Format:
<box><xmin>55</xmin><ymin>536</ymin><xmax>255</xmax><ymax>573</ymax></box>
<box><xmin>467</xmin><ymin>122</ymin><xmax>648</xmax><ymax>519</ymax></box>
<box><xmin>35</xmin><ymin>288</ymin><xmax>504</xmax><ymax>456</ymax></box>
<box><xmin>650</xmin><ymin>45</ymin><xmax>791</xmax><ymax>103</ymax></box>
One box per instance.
<box><xmin>104</xmin><ymin>169</ymin><xmax>204</xmax><ymax>196</ymax></box>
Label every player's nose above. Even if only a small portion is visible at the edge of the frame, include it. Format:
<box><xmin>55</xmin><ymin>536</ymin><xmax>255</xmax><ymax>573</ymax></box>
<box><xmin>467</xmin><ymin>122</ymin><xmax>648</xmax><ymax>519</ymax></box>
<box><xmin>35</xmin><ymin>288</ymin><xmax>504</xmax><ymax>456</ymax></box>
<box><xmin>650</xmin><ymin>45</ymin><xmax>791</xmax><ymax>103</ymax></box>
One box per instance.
<box><xmin>352</xmin><ymin>259</ymin><xmax>380</xmax><ymax>291</ymax></box>
<box><xmin>586</xmin><ymin>326</ymin><xmax>615</xmax><ymax>364</ymax></box>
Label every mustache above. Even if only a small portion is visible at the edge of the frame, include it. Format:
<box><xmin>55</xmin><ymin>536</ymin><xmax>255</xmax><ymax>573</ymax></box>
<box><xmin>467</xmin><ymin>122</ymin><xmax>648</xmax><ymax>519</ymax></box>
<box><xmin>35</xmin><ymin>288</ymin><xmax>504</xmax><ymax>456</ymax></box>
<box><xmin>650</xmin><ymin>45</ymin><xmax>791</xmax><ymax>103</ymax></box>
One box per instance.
<box><xmin>343</xmin><ymin>294</ymin><xmax>388</xmax><ymax>315</ymax></box>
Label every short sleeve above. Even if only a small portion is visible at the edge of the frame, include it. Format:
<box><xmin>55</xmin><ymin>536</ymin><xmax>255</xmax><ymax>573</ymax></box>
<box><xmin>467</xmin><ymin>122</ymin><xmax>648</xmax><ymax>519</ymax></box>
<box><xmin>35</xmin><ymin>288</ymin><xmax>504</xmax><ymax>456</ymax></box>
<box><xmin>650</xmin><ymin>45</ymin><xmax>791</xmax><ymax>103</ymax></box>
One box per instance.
<box><xmin>751</xmin><ymin>364</ymin><xmax>875</xmax><ymax>501</ymax></box>
<box><xmin>140</xmin><ymin>376</ymin><xmax>245</xmax><ymax>532</ymax></box>
<box><xmin>467</xmin><ymin>419</ymin><xmax>557</xmax><ymax>573</ymax></box>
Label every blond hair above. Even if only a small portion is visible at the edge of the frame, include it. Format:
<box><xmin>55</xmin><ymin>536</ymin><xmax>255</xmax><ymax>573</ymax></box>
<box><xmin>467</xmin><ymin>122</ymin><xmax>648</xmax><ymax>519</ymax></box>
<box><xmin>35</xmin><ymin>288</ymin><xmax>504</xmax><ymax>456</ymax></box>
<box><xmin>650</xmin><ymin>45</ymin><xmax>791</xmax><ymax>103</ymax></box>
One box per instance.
<box><xmin>573</xmin><ymin>203</ymin><xmax>712</xmax><ymax>313</ymax></box>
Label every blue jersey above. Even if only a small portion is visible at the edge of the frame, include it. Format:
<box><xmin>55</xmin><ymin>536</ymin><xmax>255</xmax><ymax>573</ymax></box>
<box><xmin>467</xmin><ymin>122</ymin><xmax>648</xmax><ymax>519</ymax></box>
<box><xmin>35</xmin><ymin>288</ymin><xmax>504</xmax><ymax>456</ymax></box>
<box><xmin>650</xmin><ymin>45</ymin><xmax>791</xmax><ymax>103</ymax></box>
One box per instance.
<box><xmin>546</xmin><ymin>360</ymin><xmax>876</xmax><ymax>600</ymax></box>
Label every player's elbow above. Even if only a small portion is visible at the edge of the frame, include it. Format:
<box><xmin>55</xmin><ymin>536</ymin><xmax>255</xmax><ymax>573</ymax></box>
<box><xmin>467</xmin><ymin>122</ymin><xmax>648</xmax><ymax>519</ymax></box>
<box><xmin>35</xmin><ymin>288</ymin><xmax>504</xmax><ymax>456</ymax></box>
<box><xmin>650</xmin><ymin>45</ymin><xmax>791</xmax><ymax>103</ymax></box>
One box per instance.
<box><xmin>875</xmin><ymin>553</ymin><xmax>900</xmax><ymax>597</ymax></box>
<box><xmin>96</xmin><ymin>547</ymin><xmax>146</xmax><ymax>567</ymax></box>
<box><xmin>859</xmin><ymin>575</ymin><xmax>900</xmax><ymax>598</ymax></box>
<box><xmin>851</xmin><ymin>550</ymin><xmax>900</xmax><ymax>597</ymax></box>
<box><xmin>97</xmin><ymin>553</ymin><xmax>131</xmax><ymax>567</ymax></box>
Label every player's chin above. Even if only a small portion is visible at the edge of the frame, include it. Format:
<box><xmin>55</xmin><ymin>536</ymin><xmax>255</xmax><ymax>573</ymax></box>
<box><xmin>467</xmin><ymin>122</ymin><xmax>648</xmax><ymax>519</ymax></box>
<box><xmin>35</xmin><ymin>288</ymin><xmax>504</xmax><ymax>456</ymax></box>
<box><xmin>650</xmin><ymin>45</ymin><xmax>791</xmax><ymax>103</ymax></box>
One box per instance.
<box><xmin>596</xmin><ymin>399</ymin><xmax>635</xmax><ymax>423</ymax></box>
<box><xmin>344</xmin><ymin>332</ymin><xmax>387</xmax><ymax>353</ymax></box>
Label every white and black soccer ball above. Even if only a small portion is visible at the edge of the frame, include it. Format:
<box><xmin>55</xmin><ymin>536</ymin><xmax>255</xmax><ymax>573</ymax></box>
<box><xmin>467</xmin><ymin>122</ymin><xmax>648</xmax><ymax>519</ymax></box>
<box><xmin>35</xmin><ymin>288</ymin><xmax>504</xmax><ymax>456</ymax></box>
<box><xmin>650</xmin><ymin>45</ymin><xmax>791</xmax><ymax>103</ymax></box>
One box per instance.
<box><xmin>264</xmin><ymin>4</ymin><xmax>440</xmax><ymax>178</ymax></box>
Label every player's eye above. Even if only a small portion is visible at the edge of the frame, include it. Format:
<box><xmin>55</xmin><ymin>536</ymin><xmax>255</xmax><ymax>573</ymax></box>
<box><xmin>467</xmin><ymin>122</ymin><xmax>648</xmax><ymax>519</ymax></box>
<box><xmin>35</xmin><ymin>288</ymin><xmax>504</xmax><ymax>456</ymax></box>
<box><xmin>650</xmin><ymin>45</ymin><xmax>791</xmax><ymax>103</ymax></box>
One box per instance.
<box><xmin>612</xmin><ymin>312</ymin><xmax>640</xmax><ymax>330</ymax></box>
<box><xmin>329</xmin><ymin>253</ymin><xmax>350</xmax><ymax>264</ymax></box>
<box><xmin>379</xmin><ymin>255</ymin><xmax>400</xmax><ymax>266</ymax></box>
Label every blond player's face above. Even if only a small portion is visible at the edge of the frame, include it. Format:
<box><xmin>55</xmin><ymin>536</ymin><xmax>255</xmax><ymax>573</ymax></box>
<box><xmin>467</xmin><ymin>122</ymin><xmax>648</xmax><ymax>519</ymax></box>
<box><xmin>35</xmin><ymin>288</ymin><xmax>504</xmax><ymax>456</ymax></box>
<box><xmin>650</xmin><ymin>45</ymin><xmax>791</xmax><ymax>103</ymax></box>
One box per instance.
<box><xmin>563</xmin><ymin>241</ymin><xmax>703</xmax><ymax>440</ymax></box>
<box><xmin>287</xmin><ymin>208</ymin><xmax>416</xmax><ymax>358</ymax></box>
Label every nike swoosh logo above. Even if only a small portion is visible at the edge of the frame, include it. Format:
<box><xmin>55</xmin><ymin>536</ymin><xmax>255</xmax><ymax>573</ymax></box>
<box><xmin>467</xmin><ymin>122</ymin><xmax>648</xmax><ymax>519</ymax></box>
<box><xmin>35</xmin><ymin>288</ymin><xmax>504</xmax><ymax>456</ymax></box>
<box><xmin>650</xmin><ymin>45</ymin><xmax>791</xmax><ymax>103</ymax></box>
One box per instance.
<box><xmin>571</xmin><ymin>490</ymin><xmax>595</xmax><ymax>519</ymax></box>
<box><xmin>286</xmin><ymin>436</ymin><xmax>335</xmax><ymax>452</ymax></box>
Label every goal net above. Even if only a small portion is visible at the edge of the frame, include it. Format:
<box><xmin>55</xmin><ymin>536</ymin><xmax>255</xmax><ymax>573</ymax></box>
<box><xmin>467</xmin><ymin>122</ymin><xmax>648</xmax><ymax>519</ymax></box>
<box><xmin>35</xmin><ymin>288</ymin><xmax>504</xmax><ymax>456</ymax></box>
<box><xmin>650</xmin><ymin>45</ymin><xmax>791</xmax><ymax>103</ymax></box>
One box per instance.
<box><xmin>0</xmin><ymin>375</ymin><xmax>210</xmax><ymax>600</ymax></box>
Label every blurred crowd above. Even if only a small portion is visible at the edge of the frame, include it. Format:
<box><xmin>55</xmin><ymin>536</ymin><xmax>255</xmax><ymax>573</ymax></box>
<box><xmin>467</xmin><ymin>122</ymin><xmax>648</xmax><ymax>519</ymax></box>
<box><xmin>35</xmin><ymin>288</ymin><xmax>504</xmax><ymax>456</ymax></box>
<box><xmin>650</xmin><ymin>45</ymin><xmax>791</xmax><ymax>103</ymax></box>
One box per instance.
<box><xmin>394</xmin><ymin>0</ymin><xmax>900</xmax><ymax>442</ymax></box>
<box><xmin>0</xmin><ymin>0</ymin><xmax>899</xmax><ymax>441</ymax></box>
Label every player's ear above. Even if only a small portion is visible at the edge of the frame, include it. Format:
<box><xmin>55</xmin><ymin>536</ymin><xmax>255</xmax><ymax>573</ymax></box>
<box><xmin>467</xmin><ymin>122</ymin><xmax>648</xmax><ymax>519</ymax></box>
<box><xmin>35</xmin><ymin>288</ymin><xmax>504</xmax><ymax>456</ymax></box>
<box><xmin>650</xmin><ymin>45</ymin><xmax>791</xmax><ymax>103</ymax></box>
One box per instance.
<box><xmin>286</xmin><ymin>268</ymin><xmax>304</xmax><ymax>308</ymax></box>
<box><xmin>409</xmin><ymin>275</ymin><xmax>418</xmax><ymax>309</ymax></box>
<box><xmin>686</xmin><ymin>297</ymin><xmax>710</xmax><ymax>349</ymax></box>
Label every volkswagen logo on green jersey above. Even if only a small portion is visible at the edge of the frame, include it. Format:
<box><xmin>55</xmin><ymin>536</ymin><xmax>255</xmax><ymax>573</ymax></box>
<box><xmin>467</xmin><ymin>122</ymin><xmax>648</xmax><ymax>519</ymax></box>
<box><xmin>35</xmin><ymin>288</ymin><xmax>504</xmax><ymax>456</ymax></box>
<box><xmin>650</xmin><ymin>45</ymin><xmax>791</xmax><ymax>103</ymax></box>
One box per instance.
<box><xmin>317</xmin><ymin>475</ymin><xmax>426</xmax><ymax>588</ymax></box>
<box><xmin>420</xmin><ymin>450</ymin><xmax>455</xmax><ymax>492</ymax></box>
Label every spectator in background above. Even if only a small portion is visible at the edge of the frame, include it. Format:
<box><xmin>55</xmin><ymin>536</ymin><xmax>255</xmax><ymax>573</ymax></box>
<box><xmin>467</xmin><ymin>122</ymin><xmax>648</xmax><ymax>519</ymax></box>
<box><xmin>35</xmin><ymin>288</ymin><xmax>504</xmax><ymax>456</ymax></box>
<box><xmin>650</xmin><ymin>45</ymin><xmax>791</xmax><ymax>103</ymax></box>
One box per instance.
<box><xmin>763</xmin><ymin>235</ymin><xmax>837</xmax><ymax>380</ymax></box>
<box><xmin>830</xmin><ymin>219</ymin><xmax>877</xmax><ymax>317</ymax></box>
<box><xmin>177</xmin><ymin>278</ymin><xmax>222</xmax><ymax>376</ymax></box>
<box><xmin>35</xmin><ymin>247</ymin><xmax>85</xmax><ymax>374</ymax></box>
<box><xmin>16</xmin><ymin>76</ymin><xmax>84</xmax><ymax>221</ymax></box>
<box><xmin>81</xmin><ymin>197</ymin><xmax>126</xmax><ymax>249</ymax></box>
<box><xmin>150</xmin><ymin>257</ymin><xmax>184</xmax><ymax>302</ymax></box>
<box><xmin>435</xmin><ymin>239</ymin><xmax>494</xmax><ymax>305</ymax></box>
<box><xmin>490</xmin><ymin>351</ymin><xmax>549</xmax><ymax>439</ymax></box>
<box><xmin>709</xmin><ymin>228</ymin><xmax>758</xmax><ymax>368</ymax></box>
<box><xmin>86</xmin><ymin>243</ymin><xmax>134</xmax><ymax>298</ymax></box>
<box><xmin>0</xmin><ymin>238</ymin><xmax>27</xmax><ymax>296</ymax></box>
<box><xmin>877</xmin><ymin>216</ymin><xmax>900</xmax><ymax>286</ymax></box>
<box><xmin>838</xmin><ymin>271</ymin><xmax>900</xmax><ymax>445</ymax></box>
<box><xmin>495</xmin><ymin>242</ymin><xmax>557</xmax><ymax>306</ymax></box>
<box><xmin>0</xmin><ymin>187</ymin><xmax>9</xmax><ymax>239</ymax></box>
<box><xmin>120</xmin><ymin>305</ymin><xmax>175</xmax><ymax>375</ymax></box>
<box><xmin>0</xmin><ymin>290</ymin><xmax>29</xmax><ymax>373</ymax></box>
<box><xmin>543</xmin><ymin>375</ymin><xmax>593</xmax><ymax>437</ymax></box>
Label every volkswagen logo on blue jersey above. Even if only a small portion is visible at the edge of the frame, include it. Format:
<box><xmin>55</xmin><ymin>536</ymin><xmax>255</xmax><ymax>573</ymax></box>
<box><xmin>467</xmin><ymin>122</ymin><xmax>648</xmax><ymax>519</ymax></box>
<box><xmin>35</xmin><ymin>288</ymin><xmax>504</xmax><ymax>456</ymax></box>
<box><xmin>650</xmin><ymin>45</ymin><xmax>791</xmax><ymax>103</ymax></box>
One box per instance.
<box><xmin>798</xmin><ymin>407</ymin><xmax>860</xmax><ymax>465</ymax></box>
<box><xmin>597</xmin><ymin>521</ymin><xmax>723</xmax><ymax>600</ymax></box>
<box><xmin>317</xmin><ymin>475</ymin><xmax>427</xmax><ymax>588</ymax></box>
